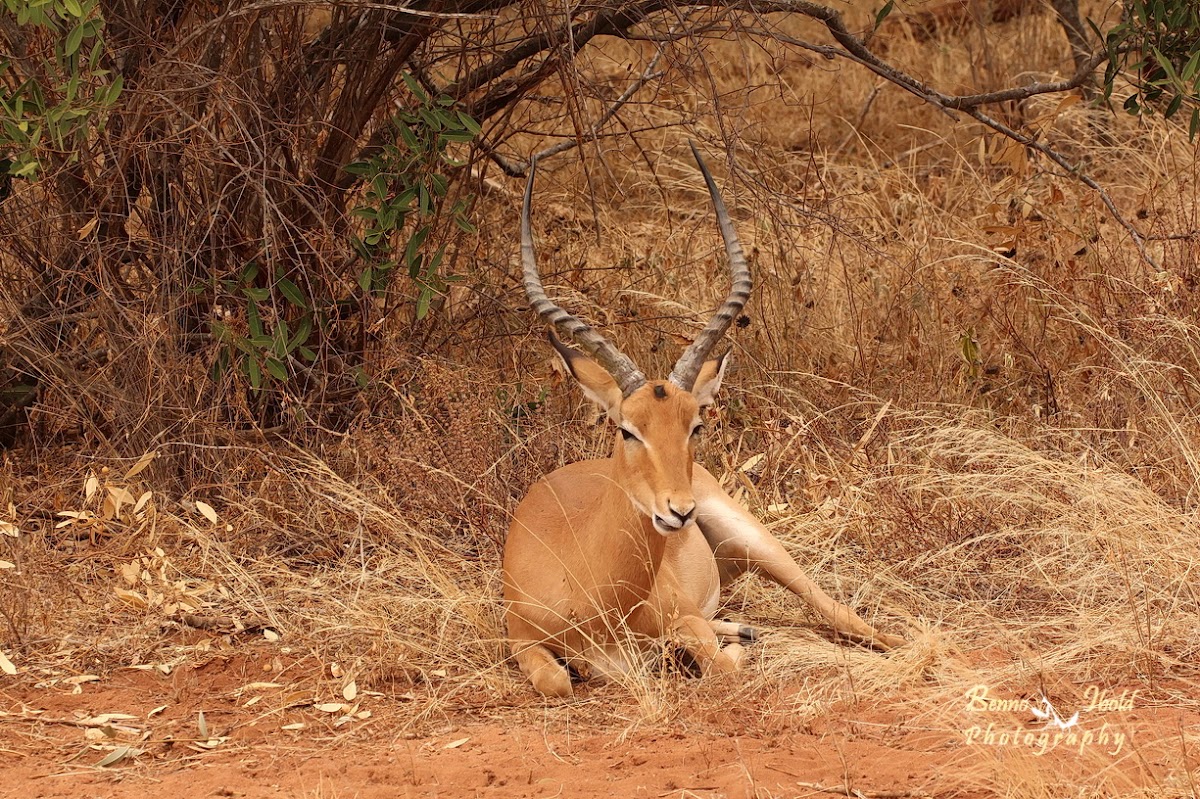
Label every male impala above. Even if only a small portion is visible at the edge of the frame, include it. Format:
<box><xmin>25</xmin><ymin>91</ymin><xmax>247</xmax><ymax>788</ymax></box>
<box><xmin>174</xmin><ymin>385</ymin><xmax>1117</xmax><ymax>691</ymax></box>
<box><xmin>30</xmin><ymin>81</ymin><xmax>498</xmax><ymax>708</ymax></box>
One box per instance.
<box><xmin>503</xmin><ymin>144</ymin><xmax>904</xmax><ymax>697</ymax></box>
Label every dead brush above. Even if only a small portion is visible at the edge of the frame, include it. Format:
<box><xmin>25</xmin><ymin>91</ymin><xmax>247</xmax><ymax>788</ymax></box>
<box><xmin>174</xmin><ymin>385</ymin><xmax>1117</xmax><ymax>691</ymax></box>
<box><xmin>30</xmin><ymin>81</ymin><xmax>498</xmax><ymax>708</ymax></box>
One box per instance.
<box><xmin>1</xmin><ymin>2</ymin><xmax>1200</xmax><ymax>792</ymax></box>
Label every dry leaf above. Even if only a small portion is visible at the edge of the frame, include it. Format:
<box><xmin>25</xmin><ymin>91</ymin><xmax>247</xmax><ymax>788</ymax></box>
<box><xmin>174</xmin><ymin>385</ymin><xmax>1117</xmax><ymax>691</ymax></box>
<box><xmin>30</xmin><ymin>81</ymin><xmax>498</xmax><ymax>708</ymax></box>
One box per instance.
<box><xmin>342</xmin><ymin>680</ymin><xmax>357</xmax><ymax>702</ymax></box>
<box><xmin>443</xmin><ymin>737</ymin><xmax>470</xmax><ymax>749</ymax></box>
<box><xmin>95</xmin><ymin>745</ymin><xmax>139</xmax><ymax>767</ymax></box>
<box><xmin>282</xmin><ymin>690</ymin><xmax>311</xmax><ymax>707</ymax></box>
<box><xmin>192</xmin><ymin>737</ymin><xmax>225</xmax><ymax>750</ymax></box>
<box><xmin>0</xmin><ymin>560</ymin><xmax>15</xmax><ymax>570</ymax></box>
<box><xmin>329</xmin><ymin>663</ymin><xmax>344</xmax><ymax>679</ymax></box>
<box><xmin>263</xmin><ymin>629</ymin><xmax>280</xmax><ymax>643</ymax></box>
<box><xmin>83</xmin><ymin>713</ymin><xmax>138</xmax><ymax>725</ymax></box>
<box><xmin>147</xmin><ymin>705</ymin><xmax>167</xmax><ymax>718</ymax></box>
<box><xmin>113</xmin><ymin>588</ymin><xmax>147</xmax><ymax>608</ymax></box>
<box><xmin>55</xmin><ymin>510</ymin><xmax>94</xmax><ymax>529</ymax></box>
<box><xmin>106</xmin><ymin>487</ymin><xmax>135</xmax><ymax>519</ymax></box>
<box><xmin>119</xmin><ymin>562</ymin><xmax>140</xmax><ymax>585</ymax></box>
<box><xmin>737</xmin><ymin>453</ymin><xmax>764</xmax><ymax>473</ymax></box>
<box><xmin>0</xmin><ymin>649</ymin><xmax>16</xmax><ymax>675</ymax></box>
<box><xmin>195</xmin><ymin>501</ymin><xmax>219</xmax><ymax>524</ymax></box>
<box><xmin>241</xmin><ymin>682</ymin><xmax>283</xmax><ymax>692</ymax></box>
<box><xmin>281</xmin><ymin>722</ymin><xmax>306</xmax><ymax>731</ymax></box>
<box><xmin>76</xmin><ymin>217</ymin><xmax>99</xmax><ymax>240</ymax></box>
<box><xmin>0</xmin><ymin>521</ymin><xmax>17</xmax><ymax>537</ymax></box>
<box><xmin>124</xmin><ymin>451</ymin><xmax>157</xmax><ymax>480</ymax></box>
<box><xmin>63</xmin><ymin>675</ymin><xmax>101</xmax><ymax>686</ymax></box>
<box><xmin>314</xmin><ymin>703</ymin><xmax>347</xmax><ymax>713</ymax></box>
<box><xmin>85</xmin><ymin>474</ymin><xmax>99</xmax><ymax>500</ymax></box>
<box><xmin>197</xmin><ymin>711</ymin><xmax>208</xmax><ymax>739</ymax></box>
<box><xmin>133</xmin><ymin>491</ymin><xmax>152</xmax><ymax>516</ymax></box>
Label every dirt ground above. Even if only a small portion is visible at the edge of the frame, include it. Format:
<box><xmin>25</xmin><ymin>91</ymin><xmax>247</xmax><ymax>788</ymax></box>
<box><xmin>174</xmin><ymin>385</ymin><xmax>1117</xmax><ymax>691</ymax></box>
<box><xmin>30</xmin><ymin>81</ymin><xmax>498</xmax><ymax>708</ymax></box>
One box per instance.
<box><xmin>2</xmin><ymin>646</ymin><xmax>1195</xmax><ymax>799</ymax></box>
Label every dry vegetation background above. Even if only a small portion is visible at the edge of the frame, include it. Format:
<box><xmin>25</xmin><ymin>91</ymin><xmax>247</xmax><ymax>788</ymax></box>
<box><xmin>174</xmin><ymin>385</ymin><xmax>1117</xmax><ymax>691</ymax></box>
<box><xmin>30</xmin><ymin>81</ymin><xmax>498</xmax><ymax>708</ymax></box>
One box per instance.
<box><xmin>1</xmin><ymin>0</ymin><xmax>1199</xmax><ymax>794</ymax></box>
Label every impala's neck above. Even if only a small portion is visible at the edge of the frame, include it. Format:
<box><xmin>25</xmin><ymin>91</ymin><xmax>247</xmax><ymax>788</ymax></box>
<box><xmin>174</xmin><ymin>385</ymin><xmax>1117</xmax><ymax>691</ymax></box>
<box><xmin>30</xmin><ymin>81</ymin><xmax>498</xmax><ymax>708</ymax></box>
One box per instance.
<box><xmin>572</xmin><ymin>452</ymin><xmax>668</xmax><ymax>609</ymax></box>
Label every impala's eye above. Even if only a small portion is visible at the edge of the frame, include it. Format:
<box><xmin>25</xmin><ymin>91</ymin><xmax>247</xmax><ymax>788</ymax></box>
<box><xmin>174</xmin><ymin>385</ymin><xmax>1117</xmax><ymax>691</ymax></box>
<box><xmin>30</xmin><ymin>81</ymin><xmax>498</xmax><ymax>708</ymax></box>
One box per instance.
<box><xmin>621</xmin><ymin>428</ymin><xmax>638</xmax><ymax>442</ymax></box>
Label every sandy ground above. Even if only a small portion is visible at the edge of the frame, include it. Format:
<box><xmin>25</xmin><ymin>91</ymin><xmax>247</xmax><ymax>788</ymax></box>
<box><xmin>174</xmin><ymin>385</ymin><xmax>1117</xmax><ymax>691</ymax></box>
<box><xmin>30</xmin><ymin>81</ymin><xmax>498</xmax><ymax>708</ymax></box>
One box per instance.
<box><xmin>1</xmin><ymin>648</ymin><xmax>1194</xmax><ymax>798</ymax></box>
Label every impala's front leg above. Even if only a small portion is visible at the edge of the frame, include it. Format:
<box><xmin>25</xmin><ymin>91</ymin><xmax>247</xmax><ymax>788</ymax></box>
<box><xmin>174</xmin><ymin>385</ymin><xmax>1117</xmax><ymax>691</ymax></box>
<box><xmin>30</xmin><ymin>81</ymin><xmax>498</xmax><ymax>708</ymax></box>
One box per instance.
<box><xmin>669</xmin><ymin>614</ymin><xmax>744</xmax><ymax>674</ymax></box>
<box><xmin>692</xmin><ymin>466</ymin><xmax>906</xmax><ymax>650</ymax></box>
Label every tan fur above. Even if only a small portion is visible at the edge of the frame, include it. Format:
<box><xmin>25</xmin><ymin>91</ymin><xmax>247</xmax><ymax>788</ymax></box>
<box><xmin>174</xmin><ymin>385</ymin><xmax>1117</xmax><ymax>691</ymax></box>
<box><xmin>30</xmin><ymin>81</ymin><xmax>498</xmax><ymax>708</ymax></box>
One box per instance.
<box><xmin>503</xmin><ymin>352</ymin><xmax>904</xmax><ymax>697</ymax></box>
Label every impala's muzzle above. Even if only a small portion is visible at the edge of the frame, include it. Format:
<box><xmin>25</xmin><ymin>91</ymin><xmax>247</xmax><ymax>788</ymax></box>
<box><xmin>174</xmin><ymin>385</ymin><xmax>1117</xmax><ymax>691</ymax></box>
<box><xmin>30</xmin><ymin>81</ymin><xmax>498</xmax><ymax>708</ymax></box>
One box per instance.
<box><xmin>652</xmin><ymin>502</ymin><xmax>695</xmax><ymax>535</ymax></box>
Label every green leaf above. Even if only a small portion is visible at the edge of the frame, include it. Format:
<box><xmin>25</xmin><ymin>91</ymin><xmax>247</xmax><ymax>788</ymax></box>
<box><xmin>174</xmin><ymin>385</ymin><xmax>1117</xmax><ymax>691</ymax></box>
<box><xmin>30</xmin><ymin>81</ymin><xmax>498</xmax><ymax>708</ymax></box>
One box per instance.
<box><xmin>456</xmin><ymin>110</ymin><xmax>481</xmax><ymax>135</ymax></box>
<box><xmin>397</xmin><ymin>122</ymin><xmax>420</xmax><ymax>152</ymax></box>
<box><xmin>63</xmin><ymin>0</ymin><xmax>83</xmax><ymax>17</ymax></box>
<box><xmin>273</xmin><ymin>320</ymin><xmax>290</xmax><ymax>358</ymax></box>
<box><xmin>265</xmin><ymin>358</ymin><xmax>288</xmax><ymax>381</ymax></box>
<box><xmin>276</xmin><ymin>277</ymin><xmax>308</xmax><ymax>308</ymax></box>
<box><xmin>298</xmin><ymin>346</ymin><xmax>317</xmax><ymax>362</ymax></box>
<box><xmin>246</xmin><ymin>357</ymin><xmax>262</xmax><ymax>389</ymax></box>
<box><xmin>248</xmin><ymin>302</ymin><xmax>263</xmax><ymax>338</ymax></box>
<box><xmin>1182</xmin><ymin>49</ymin><xmax>1200</xmax><ymax>82</ymax></box>
<box><xmin>1190</xmin><ymin>107</ymin><xmax>1199</xmax><ymax>141</ymax></box>
<box><xmin>401</xmin><ymin>72</ymin><xmax>428</xmax><ymax>104</ymax></box>
<box><xmin>454</xmin><ymin>215</ymin><xmax>477</xmax><ymax>234</ymax></box>
<box><xmin>405</xmin><ymin>225</ymin><xmax>430</xmax><ymax>273</ymax></box>
<box><xmin>210</xmin><ymin>349</ymin><xmax>230</xmax><ymax>382</ymax></box>
<box><xmin>64</xmin><ymin>23</ymin><xmax>84</xmax><ymax>57</ymax></box>
<box><xmin>874</xmin><ymin>0</ymin><xmax>895</xmax><ymax>30</ymax></box>
<box><xmin>288</xmin><ymin>316</ymin><xmax>312</xmax><ymax>352</ymax></box>
<box><xmin>418</xmin><ymin>107</ymin><xmax>441</xmax><ymax>131</ymax></box>
<box><xmin>416</xmin><ymin>287</ymin><xmax>433</xmax><ymax>320</ymax></box>
<box><xmin>230</xmin><ymin>336</ymin><xmax>256</xmax><ymax>357</ymax></box>
<box><xmin>242</xmin><ymin>287</ymin><xmax>270</xmax><ymax>301</ymax></box>
<box><xmin>106</xmin><ymin>74</ymin><xmax>124</xmax><ymax>105</ymax></box>
<box><xmin>358</xmin><ymin>267</ymin><xmax>374</xmax><ymax>293</ymax></box>
<box><xmin>439</xmin><ymin>130</ymin><xmax>475</xmax><ymax>144</ymax></box>
<box><xmin>1165</xmin><ymin>92</ymin><xmax>1183</xmax><ymax>118</ymax></box>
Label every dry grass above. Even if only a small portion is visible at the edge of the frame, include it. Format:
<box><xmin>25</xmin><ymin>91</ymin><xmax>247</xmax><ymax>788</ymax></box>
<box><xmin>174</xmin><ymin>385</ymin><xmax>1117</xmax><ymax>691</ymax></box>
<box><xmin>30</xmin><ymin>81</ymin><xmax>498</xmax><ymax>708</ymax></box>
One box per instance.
<box><xmin>3</xmin><ymin>1</ymin><xmax>1200</xmax><ymax>795</ymax></box>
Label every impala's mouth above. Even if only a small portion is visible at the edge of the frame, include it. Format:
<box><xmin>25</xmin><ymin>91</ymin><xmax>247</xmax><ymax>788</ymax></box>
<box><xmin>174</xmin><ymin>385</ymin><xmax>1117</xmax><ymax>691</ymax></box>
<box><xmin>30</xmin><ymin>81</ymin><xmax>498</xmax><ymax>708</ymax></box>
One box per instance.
<box><xmin>652</xmin><ymin>514</ymin><xmax>687</xmax><ymax>535</ymax></box>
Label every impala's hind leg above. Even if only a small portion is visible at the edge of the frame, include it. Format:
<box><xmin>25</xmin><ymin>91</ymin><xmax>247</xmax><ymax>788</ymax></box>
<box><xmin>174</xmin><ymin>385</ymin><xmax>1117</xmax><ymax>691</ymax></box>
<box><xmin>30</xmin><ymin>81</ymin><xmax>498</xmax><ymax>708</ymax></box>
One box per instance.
<box><xmin>511</xmin><ymin>641</ymin><xmax>573</xmax><ymax>698</ymax></box>
<box><xmin>693</xmin><ymin>466</ymin><xmax>906</xmax><ymax>650</ymax></box>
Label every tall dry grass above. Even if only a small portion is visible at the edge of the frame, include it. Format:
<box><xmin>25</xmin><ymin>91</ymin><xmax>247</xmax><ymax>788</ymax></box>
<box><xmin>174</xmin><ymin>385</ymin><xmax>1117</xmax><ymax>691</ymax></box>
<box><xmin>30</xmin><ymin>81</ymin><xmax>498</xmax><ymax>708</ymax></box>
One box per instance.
<box><xmin>1</xmin><ymin>1</ymin><xmax>1198</xmax><ymax>794</ymax></box>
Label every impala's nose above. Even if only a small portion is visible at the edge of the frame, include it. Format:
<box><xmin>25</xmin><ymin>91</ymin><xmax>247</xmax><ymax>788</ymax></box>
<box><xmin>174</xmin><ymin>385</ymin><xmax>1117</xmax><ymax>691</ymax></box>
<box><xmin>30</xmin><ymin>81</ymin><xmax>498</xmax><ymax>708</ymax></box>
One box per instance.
<box><xmin>653</xmin><ymin>502</ymin><xmax>695</xmax><ymax>533</ymax></box>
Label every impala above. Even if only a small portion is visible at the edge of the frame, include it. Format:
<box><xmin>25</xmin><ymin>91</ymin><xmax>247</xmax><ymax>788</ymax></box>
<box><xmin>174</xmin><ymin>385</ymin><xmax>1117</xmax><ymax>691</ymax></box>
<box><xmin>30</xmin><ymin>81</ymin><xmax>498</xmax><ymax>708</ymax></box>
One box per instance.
<box><xmin>503</xmin><ymin>144</ymin><xmax>905</xmax><ymax>697</ymax></box>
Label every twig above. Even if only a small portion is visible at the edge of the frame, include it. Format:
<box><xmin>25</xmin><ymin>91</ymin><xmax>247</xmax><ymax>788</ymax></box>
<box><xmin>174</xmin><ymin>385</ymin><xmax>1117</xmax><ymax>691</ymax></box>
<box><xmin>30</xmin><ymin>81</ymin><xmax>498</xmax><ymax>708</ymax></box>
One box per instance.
<box><xmin>965</xmin><ymin>107</ymin><xmax>1160</xmax><ymax>270</ymax></box>
<box><xmin>531</xmin><ymin>67</ymin><xmax>669</xmax><ymax>164</ymax></box>
<box><xmin>177</xmin><ymin>613</ymin><xmax>272</xmax><ymax>635</ymax></box>
<box><xmin>833</xmin><ymin>82</ymin><xmax>884</xmax><ymax>158</ymax></box>
<box><xmin>702</xmin><ymin>0</ymin><xmax>1155</xmax><ymax>269</ymax></box>
<box><xmin>796</xmin><ymin>781</ymin><xmax>932</xmax><ymax>799</ymax></box>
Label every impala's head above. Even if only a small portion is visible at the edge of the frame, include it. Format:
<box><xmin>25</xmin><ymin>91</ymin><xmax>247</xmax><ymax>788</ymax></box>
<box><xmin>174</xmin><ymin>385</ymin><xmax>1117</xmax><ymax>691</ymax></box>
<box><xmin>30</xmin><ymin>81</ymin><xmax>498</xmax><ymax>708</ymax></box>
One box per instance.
<box><xmin>521</xmin><ymin>143</ymin><xmax>751</xmax><ymax>536</ymax></box>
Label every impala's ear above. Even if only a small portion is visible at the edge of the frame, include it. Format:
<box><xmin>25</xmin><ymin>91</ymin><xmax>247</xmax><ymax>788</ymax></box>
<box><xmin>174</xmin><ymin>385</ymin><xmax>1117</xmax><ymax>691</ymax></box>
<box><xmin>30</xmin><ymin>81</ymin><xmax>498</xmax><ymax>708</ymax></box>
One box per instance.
<box><xmin>691</xmin><ymin>351</ymin><xmax>729</xmax><ymax>408</ymax></box>
<box><xmin>549</xmin><ymin>332</ymin><xmax>623</xmax><ymax>422</ymax></box>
